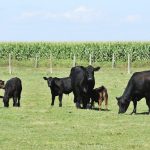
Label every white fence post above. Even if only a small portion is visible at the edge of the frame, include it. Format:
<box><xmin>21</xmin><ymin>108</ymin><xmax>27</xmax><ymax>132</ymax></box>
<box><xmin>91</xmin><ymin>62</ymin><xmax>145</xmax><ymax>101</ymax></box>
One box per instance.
<box><xmin>49</xmin><ymin>53</ymin><xmax>53</xmax><ymax>74</ymax></box>
<box><xmin>89</xmin><ymin>54</ymin><xmax>92</xmax><ymax>65</ymax></box>
<box><xmin>112</xmin><ymin>53</ymin><xmax>115</xmax><ymax>68</ymax></box>
<box><xmin>35</xmin><ymin>54</ymin><xmax>38</xmax><ymax>68</ymax></box>
<box><xmin>128</xmin><ymin>53</ymin><xmax>131</xmax><ymax>74</ymax></box>
<box><xmin>73</xmin><ymin>54</ymin><xmax>76</xmax><ymax>67</ymax></box>
<box><xmin>9</xmin><ymin>53</ymin><xmax>12</xmax><ymax>75</ymax></box>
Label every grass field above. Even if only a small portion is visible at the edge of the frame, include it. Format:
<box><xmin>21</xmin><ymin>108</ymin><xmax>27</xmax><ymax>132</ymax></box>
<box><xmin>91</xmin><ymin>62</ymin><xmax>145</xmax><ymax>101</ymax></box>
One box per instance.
<box><xmin>0</xmin><ymin>66</ymin><xmax>150</xmax><ymax>150</ymax></box>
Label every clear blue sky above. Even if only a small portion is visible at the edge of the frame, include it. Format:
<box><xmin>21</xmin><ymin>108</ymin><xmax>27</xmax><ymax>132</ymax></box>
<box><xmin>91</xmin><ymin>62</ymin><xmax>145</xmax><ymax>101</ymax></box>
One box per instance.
<box><xmin>0</xmin><ymin>0</ymin><xmax>150</xmax><ymax>41</ymax></box>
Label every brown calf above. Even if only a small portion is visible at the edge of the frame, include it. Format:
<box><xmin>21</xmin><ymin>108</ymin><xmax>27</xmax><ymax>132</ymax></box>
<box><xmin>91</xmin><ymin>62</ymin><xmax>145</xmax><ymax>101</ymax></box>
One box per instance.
<box><xmin>91</xmin><ymin>86</ymin><xmax>108</xmax><ymax>111</ymax></box>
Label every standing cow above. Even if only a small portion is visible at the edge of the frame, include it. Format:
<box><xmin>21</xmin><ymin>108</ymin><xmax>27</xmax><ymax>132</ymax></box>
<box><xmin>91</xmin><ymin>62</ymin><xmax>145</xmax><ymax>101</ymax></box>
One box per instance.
<box><xmin>43</xmin><ymin>77</ymin><xmax>72</xmax><ymax>107</ymax></box>
<box><xmin>70</xmin><ymin>65</ymin><xmax>100</xmax><ymax>109</ymax></box>
<box><xmin>116</xmin><ymin>70</ymin><xmax>150</xmax><ymax>114</ymax></box>
<box><xmin>3</xmin><ymin>77</ymin><xmax>22</xmax><ymax>107</ymax></box>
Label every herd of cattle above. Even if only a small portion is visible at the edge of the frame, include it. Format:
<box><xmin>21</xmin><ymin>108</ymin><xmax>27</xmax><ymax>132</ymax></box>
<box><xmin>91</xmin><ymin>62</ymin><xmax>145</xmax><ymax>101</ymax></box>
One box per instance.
<box><xmin>43</xmin><ymin>65</ymin><xmax>108</xmax><ymax>111</ymax></box>
<box><xmin>0</xmin><ymin>65</ymin><xmax>150</xmax><ymax>115</ymax></box>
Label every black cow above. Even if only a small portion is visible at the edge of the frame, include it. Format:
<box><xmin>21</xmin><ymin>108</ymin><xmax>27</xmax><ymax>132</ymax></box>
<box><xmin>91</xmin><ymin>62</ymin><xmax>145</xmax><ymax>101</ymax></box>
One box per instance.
<box><xmin>3</xmin><ymin>77</ymin><xmax>22</xmax><ymax>107</ymax></box>
<box><xmin>91</xmin><ymin>86</ymin><xmax>108</xmax><ymax>111</ymax></box>
<box><xmin>116</xmin><ymin>70</ymin><xmax>150</xmax><ymax>114</ymax></box>
<box><xmin>43</xmin><ymin>77</ymin><xmax>72</xmax><ymax>107</ymax></box>
<box><xmin>70</xmin><ymin>65</ymin><xmax>100</xmax><ymax>109</ymax></box>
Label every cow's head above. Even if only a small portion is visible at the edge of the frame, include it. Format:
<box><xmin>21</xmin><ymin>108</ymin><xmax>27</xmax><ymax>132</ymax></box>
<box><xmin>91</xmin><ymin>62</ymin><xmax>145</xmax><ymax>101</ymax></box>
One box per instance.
<box><xmin>86</xmin><ymin>65</ymin><xmax>100</xmax><ymax>81</ymax></box>
<box><xmin>116</xmin><ymin>96</ymin><xmax>130</xmax><ymax>114</ymax></box>
<box><xmin>0</xmin><ymin>80</ymin><xmax>5</xmax><ymax>89</ymax></box>
<box><xmin>43</xmin><ymin>77</ymin><xmax>53</xmax><ymax>87</ymax></box>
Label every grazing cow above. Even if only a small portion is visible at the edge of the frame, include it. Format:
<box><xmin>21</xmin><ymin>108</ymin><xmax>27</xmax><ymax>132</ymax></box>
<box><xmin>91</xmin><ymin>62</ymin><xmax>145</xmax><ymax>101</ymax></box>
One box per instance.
<box><xmin>43</xmin><ymin>77</ymin><xmax>72</xmax><ymax>107</ymax></box>
<box><xmin>116</xmin><ymin>70</ymin><xmax>150</xmax><ymax>114</ymax></box>
<box><xmin>70</xmin><ymin>65</ymin><xmax>100</xmax><ymax>109</ymax></box>
<box><xmin>3</xmin><ymin>77</ymin><xmax>22</xmax><ymax>107</ymax></box>
<box><xmin>91</xmin><ymin>86</ymin><xmax>108</xmax><ymax>111</ymax></box>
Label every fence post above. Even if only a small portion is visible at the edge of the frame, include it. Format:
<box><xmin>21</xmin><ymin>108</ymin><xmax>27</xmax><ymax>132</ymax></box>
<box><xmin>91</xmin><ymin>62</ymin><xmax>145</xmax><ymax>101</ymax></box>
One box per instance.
<box><xmin>128</xmin><ymin>53</ymin><xmax>131</xmax><ymax>74</ymax></box>
<box><xmin>9</xmin><ymin>53</ymin><xmax>12</xmax><ymax>75</ymax></box>
<box><xmin>73</xmin><ymin>54</ymin><xmax>76</xmax><ymax>67</ymax></box>
<box><xmin>35</xmin><ymin>54</ymin><xmax>38</xmax><ymax>68</ymax></box>
<box><xmin>89</xmin><ymin>54</ymin><xmax>92</xmax><ymax>65</ymax></box>
<box><xmin>112</xmin><ymin>53</ymin><xmax>115</xmax><ymax>68</ymax></box>
<box><xmin>49</xmin><ymin>53</ymin><xmax>52</xmax><ymax>74</ymax></box>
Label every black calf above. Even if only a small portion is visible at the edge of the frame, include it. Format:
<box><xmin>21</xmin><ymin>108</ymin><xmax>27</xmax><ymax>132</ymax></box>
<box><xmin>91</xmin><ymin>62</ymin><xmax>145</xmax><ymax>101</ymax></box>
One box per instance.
<box><xmin>43</xmin><ymin>77</ymin><xmax>72</xmax><ymax>107</ymax></box>
<box><xmin>3</xmin><ymin>77</ymin><xmax>22</xmax><ymax>107</ymax></box>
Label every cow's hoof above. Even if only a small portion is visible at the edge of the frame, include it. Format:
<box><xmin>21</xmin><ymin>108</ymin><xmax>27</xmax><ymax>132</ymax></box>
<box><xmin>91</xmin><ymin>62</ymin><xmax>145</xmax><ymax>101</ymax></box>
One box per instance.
<box><xmin>13</xmin><ymin>104</ymin><xmax>18</xmax><ymax>107</ymax></box>
<box><xmin>130</xmin><ymin>112</ymin><xmax>136</xmax><ymax>115</ymax></box>
<box><xmin>76</xmin><ymin>103</ymin><xmax>81</xmax><ymax>109</ymax></box>
<box><xmin>59</xmin><ymin>104</ymin><xmax>62</xmax><ymax>107</ymax></box>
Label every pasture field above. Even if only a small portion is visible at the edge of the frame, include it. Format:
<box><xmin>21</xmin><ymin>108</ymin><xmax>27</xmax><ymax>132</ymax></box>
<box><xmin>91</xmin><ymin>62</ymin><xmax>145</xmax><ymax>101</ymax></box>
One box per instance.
<box><xmin>0</xmin><ymin>66</ymin><xmax>150</xmax><ymax>150</ymax></box>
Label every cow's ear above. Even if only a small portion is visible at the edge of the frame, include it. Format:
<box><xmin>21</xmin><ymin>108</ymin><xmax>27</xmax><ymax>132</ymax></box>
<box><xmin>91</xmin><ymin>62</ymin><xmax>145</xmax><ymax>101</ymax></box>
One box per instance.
<box><xmin>43</xmin><ymin>77</ymin><xmax>48</xmax><ymax>80</ymax></box>
<box><xmin>94</xmin><ymin>67</ymin><xmax>100</xmax><ymax>71</ymax></box>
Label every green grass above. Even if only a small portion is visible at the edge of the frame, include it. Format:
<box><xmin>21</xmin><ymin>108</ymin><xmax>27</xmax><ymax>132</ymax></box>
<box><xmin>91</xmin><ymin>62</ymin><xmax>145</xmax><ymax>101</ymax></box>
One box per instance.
<box><xmin>0</xmin><ymin>66</ymin><xmax>150</xmax><ymax>150</ymax></box>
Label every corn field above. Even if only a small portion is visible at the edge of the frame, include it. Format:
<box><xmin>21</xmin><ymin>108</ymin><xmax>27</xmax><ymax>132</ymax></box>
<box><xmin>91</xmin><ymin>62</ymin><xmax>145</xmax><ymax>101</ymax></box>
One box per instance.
<box><xmin>0</xmin><ymin>42</ymin><xmax>150</xmax><ymax>62</ymax></box>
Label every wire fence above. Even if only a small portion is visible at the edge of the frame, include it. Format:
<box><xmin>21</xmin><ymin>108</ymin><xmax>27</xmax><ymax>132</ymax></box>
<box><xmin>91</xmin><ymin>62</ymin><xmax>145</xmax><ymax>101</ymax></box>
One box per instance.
<box><xmin>3</xmin><ymin>52</ymin><xmax>135</xmax><ymax>75</ymax></box>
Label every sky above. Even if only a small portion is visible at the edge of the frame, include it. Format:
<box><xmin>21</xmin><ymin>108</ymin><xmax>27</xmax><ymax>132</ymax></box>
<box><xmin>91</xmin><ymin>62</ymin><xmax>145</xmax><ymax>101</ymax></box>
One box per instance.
<box><xmin>0</xmin><ymin>0</ymin><xmax>150</xmax><ymax>41</ymax></box>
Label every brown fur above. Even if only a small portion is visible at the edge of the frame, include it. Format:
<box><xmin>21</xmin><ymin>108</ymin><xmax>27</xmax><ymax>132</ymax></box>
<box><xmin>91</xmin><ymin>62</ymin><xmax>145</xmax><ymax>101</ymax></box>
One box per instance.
<box><xmin>91</xmin><ymin>86</ymin><xmax>108</xmax><ymax>111</ymax></box>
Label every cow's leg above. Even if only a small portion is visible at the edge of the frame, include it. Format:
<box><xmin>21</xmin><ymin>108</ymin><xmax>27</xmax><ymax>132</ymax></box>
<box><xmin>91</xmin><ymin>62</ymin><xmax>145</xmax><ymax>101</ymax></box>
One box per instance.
<box><xmin>74</xmin><ymin>96</ymin><xmax>77</xmax><ymax>103</ymax></box>
<box><xmin>76</xmin><ymin>101</ymin><xmax>81</xmax><ymax>108</ymax></box>
<box><xmin>98</xmin><ymin>99</ymin><xmax>103</xmax><ymax>111</ymax></box>
<box><xmin>13</xmin><ymin>97</ymin><xmax>18</xmax><ymax>107</ymax></box>
<box><xmin>86</xmin><ymin>97</ymin><xmax>91</xmax><ymax>109</ymax></box>
<box><xmin>76</xmin><ymin>102</ymin><xmax>80</xmax><ymax>108</ymax></box>
<box><xmin>76</xmin><ymin>95</ymin><xmax>82</xmax><ymax>109</ymax></box>
<box><xmin>82</xmin><ymin>101</ymin><xmax>87</xmax><ymax>109</ymax></box>
<box><xmin>51</xmin><ymin>95</ymin><xmax>55</xmax><ymax>106</ymax></box>
<box><xmin>105</xmin><ymin>93</ymin><xmax>108</xmax><ymax>110</ymax></box>
<box><xmin>59</xmin><ymin>94</ymin><xmax>63</xmax><ymax>107</ymax></box>
<box><xmin>146</xmin><ymin>97</ymin><xmax>150</xmax><ymax>114</ymax></box>
<box><xmin>90</xmin><ymin>99</ymin><xmax>94</xmax><ymax>109</ymax></box>
<box><xmin>130</xmin><ymin>100</ymin><xmax>137</xmax><ymax>115</ymax></box>
<box><xmin>17</xmin><ymin>95</ymin><xmax>21</xmax><ymax>107</ymax></box>
<box><xmin>82</xmin><ymin>96</ymin><xmax>89</xmax><ymax>109</ymax></box>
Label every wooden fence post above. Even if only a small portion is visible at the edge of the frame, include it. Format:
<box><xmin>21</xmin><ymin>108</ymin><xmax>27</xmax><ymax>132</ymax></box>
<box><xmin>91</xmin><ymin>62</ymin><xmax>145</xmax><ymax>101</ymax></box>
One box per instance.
<box><xmin>89</xmin><ymin>54</ymin><xmax>92</xmax><ymax>65</ymax></box>
<box><xmin>35</xmin><ymin>54</ymin><xmax>38</xmax><ymax>68</ymax></box>
<box><xmin>49</xmin><ymin>53</ymin><xmax>52</xmax><ymax>74</ymax></box>
<box><xmin>9</xmin><ymin>53</ymin><xmax>12</xmax><ymax>75</ymax></box>
<box><xmin>128</xmin><ymin>53</ymin><xmax>131</xmax><ymax>74</ymax></box>
<box><xmin>73</xmin><ymin>54</ymin><xmax>76</xmax><ymax>67</ymax></box>
<box><xmin>112</xmin><ymin>53</ymin><xmax>115</xmax><ymax>68</ymax></box>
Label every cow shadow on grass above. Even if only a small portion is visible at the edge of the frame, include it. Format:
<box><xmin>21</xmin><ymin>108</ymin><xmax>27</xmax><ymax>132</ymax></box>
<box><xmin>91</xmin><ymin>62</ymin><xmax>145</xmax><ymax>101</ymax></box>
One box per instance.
<box><xmin>135</xmin><ymin>112</ymin><xmax>149</xmax><ymax>115</ymax></box>
<box><xmin>92</xmin><ymin>108</ymin><xmax>111</xmax><ymax>111</ymax></box>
